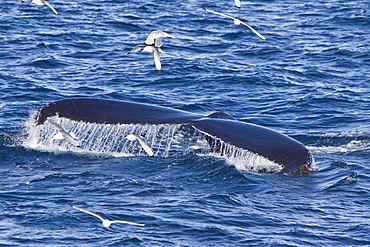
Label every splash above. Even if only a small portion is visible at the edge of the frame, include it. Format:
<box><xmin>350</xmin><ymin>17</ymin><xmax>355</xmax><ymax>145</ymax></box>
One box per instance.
<box><xmin>22</xmin><ymin>116</ymin><xmax>200</xmax><ymax>157</ymax></box>
<box><xmin>201</xmin><ymin>134</ymin><xmax>283</xmax><ymax>174</ymax></box>
<box><xmin>22</xmin><ymin>116</ymin><xmax>284</xmax><ymax>174</ymax></box>
<box><xmin>307</xmin><ymin>132</ymin><xmax>370</xmax><ymax>154</ymax></box>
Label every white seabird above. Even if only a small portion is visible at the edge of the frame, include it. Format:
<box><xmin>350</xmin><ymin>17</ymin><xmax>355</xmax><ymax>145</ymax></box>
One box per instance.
<box><xmin>234</xmin><ymin>0</ymin><xmax>241</xmax><ymax>9</ymax></box>
<box><xmin>128</xmin><ymin>45</ymin><xmax>162</xmax><ymax>72</ymax></box>
<box><xmin>143</xmin><ymin>30</ymin><xmax>175</xmax><ymax>48</ymax></box>
<box><xmin>24</xmin><ymin>0</ymin><xmax>58</xmax><ymax>15</ymax></box>
<box><xmin>72</xmin><ymin>206</ymin><xmax>145</xmax><ymax>228</ymax></box>
<box><xmin>202</xmin><ymin>7</ymin><xmax>268</xmax><ymax>41</ymax></box>
<box><xmin>127</xmin><ymin>30</ymin><xmax>175</xmax><ymax>72</ymax></box>
<box><xmin>48</xmin><ymin>119</ymin><xmax>80</xmax><ymax>147</ymax></box>
<box><xmin>125</xmin><ymin>134</ymin><xmax>154</xmax><ymax>157</ymax></box>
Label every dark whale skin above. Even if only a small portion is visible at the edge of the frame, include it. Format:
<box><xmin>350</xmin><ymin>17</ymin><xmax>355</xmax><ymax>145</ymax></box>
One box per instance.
<box><xmin>35</xmin><ymin>98</ymin><xmax>313</xmax><ymax>174</ymax></box>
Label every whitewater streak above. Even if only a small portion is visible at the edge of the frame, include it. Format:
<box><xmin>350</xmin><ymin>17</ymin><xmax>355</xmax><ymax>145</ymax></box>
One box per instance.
<box><xmin>22</xmin><ymin>116</ymin><xmax>283</xmax><ymax>174</ymax></box>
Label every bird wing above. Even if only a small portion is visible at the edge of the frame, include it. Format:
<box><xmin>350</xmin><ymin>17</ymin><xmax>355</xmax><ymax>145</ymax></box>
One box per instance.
<box><xmin>49</xmin><ymin>120</ymin><xmax>80</xmax><ymax>147</ymax></box>
<box><xmin>239</xmin><ymin>20</ymin><xmax>268</xmax><ymax>41</ymax></box>
<box><xmin>136</xmin><ymin>136</ymin><xmax>154</xmax><ymax>157</ymax></box>
<box><xmin>144</xmin><ymin>31</ymin><xmax>157</xmax><ymax>45</ymax></box>
<box><xmin>73</xmin><ymin>206</ymin><xmax>105</xmax><ymax>222</ymax></box>
<box><xmin>234</xmin><ymin>0</ymin><xmax>241</xmax><ymax>9</ymax></box>
<box><xmin>44</xmin><ymin>1</ymin><xmax>58</xmax><ymax>15</ymax></box>
<box><xmin>154</xmin><ymin>37</ymin><xmax>164</xmax><ymax>48</ymax></box>
<box><xmin>52</xmin><ymin>132</ymin><xmax>64</xmax><ymax>140</ymax></box>
<box><xmin>145</xmin><ymin>31</ymin><xmax>175</xmax><ymax>46</ymax></box>
<box><xmin>145</xmin><ymin>31</ymin><xmax>165</xmax><ymax>45</ymax></box>
<box><xmin>112</xmin><ymin>220</ymin><xmax>145</xmax><ymax>226</ymax></box>
<box><xmin>153</xmin><ymin>48</ymin><xmax>161</xmax><ymax>72</ymax></box>
<box><xmin>48</xmin><ymin>120</ymin><xmax>64</xmax><ymax>132</ymax></box>
<box><xmin>127</xmin><ymin>45</ymin><xmax>146</xmax><ymax>54</ymax></box>
<box><xmin>202</xmin><ymin>7</ymin><xmax>235</xmax><ymax>21</ymax></box>
<box><xmin>63</xmin><ymin>134</ymin><xmax>80</xmax><ymax>147</ymax></box>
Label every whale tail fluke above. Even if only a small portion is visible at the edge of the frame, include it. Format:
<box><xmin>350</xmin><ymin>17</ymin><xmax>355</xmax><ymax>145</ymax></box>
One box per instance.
<box><xmin>33</xmin><ymin>98</ymin><xmax>314</xmax><ymax>174</ymax></box>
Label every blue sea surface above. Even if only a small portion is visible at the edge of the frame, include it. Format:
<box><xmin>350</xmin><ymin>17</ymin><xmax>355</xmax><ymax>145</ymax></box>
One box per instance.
<box><xmin>1</xmin><ymin>0</ymin><xmax>370</xmax><ymax>246</ymax></box>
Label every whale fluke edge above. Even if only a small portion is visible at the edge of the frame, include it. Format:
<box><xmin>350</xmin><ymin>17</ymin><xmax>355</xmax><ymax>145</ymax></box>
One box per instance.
<box><xmin>35</xmin><ymin>98</ymin><xmax>314</xmax><ymax>174</ymax></box>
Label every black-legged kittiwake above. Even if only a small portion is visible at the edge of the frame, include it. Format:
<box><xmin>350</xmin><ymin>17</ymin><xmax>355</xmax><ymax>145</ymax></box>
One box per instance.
<box><xmin>23</xmin><ymin>0</ymin><xmax>58</xmax><ymax>15</ymax></box>
<box><xmin>127</xmin><ymin>30</ymin><xmax>175</xmax><ymax>72</ymax></box>
<box><xmin>203</xmin><ymin>7</ymin><xmax>268</xmax><ymax>41</ymax></box>
<box><xmin>124</xmin><ymin>134</ymin><xmax>154</xmax><ymax>157</ymax></box>
<box><xmin>48</xmin><ymin>119</ymin><xmax>80</xmax><ymax>147</ymax></box>
<box><xmin>72</xmin><ymin>206</ymin><xmax>145</xmax><ymax>228</ymax></box>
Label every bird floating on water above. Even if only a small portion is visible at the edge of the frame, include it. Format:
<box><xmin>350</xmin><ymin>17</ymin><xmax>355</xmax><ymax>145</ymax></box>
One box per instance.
<box><xmin>22</xmin><ymin>0</ymin><xmax>58</xmax><ymax>15</ymax></box>
<box><xmin>124</xmin><ymin>134</ymin><xmax>154</xmax><ymax>157</ymax></box>
<box><xmin>72</xmin><ymin>206</ymin><xmax>145</xmax><ymax>228</ymax></box>
<box><xmin>48</xmin><ymin>119</ymin><xmax>80</xmax><ymax>147</ymax></box>
<box><xmin>202</xmin><ymin>7</ymin><xmax>268</xmax><ymax>41</ymax></box>
<box><xmin>128</xmin><ymin>30</ymin><xmax>175</xmax><ymax>72</ymax></box>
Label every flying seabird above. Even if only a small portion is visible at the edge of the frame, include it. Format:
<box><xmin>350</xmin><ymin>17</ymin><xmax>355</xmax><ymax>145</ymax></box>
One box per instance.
<box><xmin>23</xmin><ymin>0</ymin><xmax>58</xmax><ymax>15</ymax></box>
<box><xmin>127</xmin><ymin>30</ymin><xmax>175</xmax><ymax>72</ymax></box>
<box><xmin>125</xmin><ymin>134</ymin><xmax>154</xmax><ymax>157</ymax></box>
<box><xmin>48</xmin><ymin>119</ymin><xmax>80</xmax><ymax>147</ymax></box>
<box><xmin>202</xmin><ymin>7</ymin><xmax>268</xmax><ymax>41</ymax></box>
<box><xmin>143</xmin><ymin>30</ymin><xmax>175</xmax><ymax>48</ymax></box>
<box><xmin>72</xmin><ymin>206</ymin><xmax>145</xmax><ymax>228</ymax></box>
<box><xmin>128</xmin><ymin>45</ymin><xmax>162</xmax><ymax>72</ymax></box>
<box><xmin>234</xmin><ymin>0</ymin><xmax>241</xmax><ymax>9</ymax></box>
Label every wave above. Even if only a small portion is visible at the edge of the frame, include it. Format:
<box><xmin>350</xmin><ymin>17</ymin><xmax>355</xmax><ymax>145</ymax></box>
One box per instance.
<box><xmin>306</xmin><ymin>132</ymin><xmax>370</xmax><ymax>154</ymax></box>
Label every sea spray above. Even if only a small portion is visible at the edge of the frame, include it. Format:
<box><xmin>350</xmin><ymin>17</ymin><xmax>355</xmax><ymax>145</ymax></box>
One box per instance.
<box><xmin>23</xmin><ymin>116</ymin><xmax>284</xmax><ymax>174</ymax></box>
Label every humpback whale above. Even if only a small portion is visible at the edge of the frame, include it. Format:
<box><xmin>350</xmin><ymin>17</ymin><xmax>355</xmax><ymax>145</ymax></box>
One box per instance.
<box><xmin>35</xmin><ymin>98</ymin><xmax>314</xmax><ymax>174</ymax></box>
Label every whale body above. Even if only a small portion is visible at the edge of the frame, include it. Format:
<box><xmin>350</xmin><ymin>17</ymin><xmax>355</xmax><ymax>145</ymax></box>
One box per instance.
<box><xmin>35</xmin><ymin>98</ymin><xmax>314</xmax><ymax>174</ymax></box>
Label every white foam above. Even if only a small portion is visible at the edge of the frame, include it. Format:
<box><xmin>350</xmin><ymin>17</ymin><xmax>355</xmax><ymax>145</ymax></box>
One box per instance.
<box><xmin>200</xmin><ymin>139</ymin><xmax>283</xmax><ymax>174</ymax></box>
<box><xmin>22</xmin><ymin>116</ymin><xmax>196</xmax><ymax>157</ymax></box>
<box><xmin>21</xmin><ymin>116</ymin><xmax>284</xmax><ymax>174</ymax></box>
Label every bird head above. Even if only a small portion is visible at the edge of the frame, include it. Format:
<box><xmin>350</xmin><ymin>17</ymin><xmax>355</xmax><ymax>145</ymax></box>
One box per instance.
<box><xmin>234</xmin><ymin>19</ymin><xmax>241</xmax><ymax>26</ymax></box>
<box><xmin>102</xmin><ymin>220</ymin><xmax>112</xmax><ymax>228</ymax></box>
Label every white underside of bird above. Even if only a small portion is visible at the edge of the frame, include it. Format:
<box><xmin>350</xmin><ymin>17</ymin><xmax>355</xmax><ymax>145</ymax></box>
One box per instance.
<box><xmin>127</xmin><ymin>30</ymin><xmax>175</xmax><ymax>72</ymax></box>
<box><xmin>125</xmin><ymin>134</ymin><xmax>154</xmax><ymax>157</ymax></box>
<box><xmin>144</xmin><ymin>30</ymin><xmax>175</xmax><ymax>47</ymax></box>
<box><xmin>48</xmin><ymin>119</ymin><xmax>80</xmax><ymax>147</ymax></box>
<box><xmin>29</xmin><ymin>0</ymin><xmax>58</xmax><ymax>15</ymax></box>
<box><xmin>203</xmin><ymin>7</ymin><xmax>268</xmax><ymax>41</ymax></box>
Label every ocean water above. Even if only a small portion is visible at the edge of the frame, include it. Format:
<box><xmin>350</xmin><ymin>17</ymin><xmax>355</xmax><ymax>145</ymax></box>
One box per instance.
<box><xmin>1</xmin><ymin>0</ymin><xmax>370</xmax><ymax>246</ymax></box>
